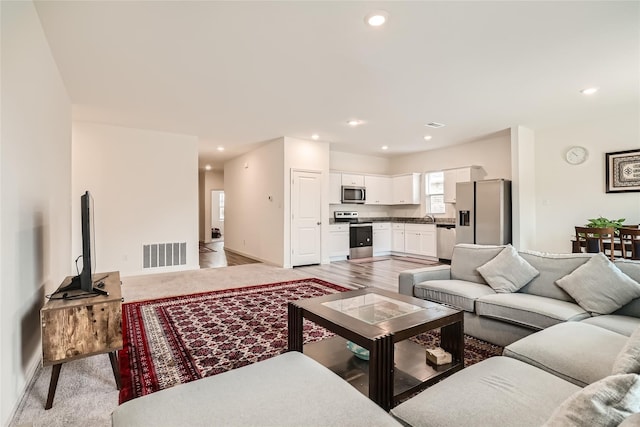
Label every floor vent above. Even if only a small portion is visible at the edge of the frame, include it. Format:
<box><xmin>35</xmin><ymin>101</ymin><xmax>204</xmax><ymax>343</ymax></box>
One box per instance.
<box><xmin>143</xmin><ymin>242</ymin><xmax>187</xmax><ymax>268</ymax></box>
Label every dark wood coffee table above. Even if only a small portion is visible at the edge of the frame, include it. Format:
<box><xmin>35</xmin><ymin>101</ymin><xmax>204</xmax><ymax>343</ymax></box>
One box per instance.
<box><xmin>288</xmin><ymin>288</ymin><xmax>463</xmax><ymax>411</ymax></box>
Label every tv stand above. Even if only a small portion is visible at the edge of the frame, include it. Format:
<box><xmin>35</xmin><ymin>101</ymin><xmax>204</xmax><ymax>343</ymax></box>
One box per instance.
<box><xmin>40</xmin><ymin>272</ymin><xmax>122</xmax><ymax>409</ymax></box>
<box><xmin>57</xmin><ymin>274</ymin><xmax>109</xmax><ymax>296</ymax></box>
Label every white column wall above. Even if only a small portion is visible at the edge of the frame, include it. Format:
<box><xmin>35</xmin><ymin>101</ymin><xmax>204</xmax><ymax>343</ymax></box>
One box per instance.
<box><xmin>72</xmin><ymin>122</ymin><xmax>199</xmax><ymax>276</ymax></box>
<box><xmin>224</xmin><ymin>138</ymin><xmax>285</xmax><ymax>266</ymax></box>
<box><xmin>511</xmin><ymin>126</ymin><xmax>536</xmax><ymax>250</ymax></box>
<box><xmin>1</xmin><ymin>2</ymin><xmax>72</xmax><ymax>423</ymax></box>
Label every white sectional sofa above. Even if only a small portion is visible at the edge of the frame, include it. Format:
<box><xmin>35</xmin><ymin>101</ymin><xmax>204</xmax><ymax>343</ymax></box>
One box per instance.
<box><xmin>399</xmin><ymin>244</ymin><xmax>640</xmax><ymax>346</ymax></box>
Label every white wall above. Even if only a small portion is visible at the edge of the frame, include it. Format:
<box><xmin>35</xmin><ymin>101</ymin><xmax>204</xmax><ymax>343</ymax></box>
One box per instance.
<box><xmin>388</xmin><ymin>131</ymin><xmax>512</xmax><ymax>218</ymax></box>
<box><xmin>199</xmin><ymin>169</ymin><xmax>224</xmax><ymax>243</ymax></box>
<box><xmin>330</xmin><ymin>151</ymin><xmax>390</xmax><ymax>175</ymax></box>
<box><xmin>283</xmin><ymin>137</ymin><xmax>331</xmax><ymax>266</ymax></box>
<box><xmin>72</xmin><ymin>123</ymin><xmax>199</xmax><ymax>276</ymax></box>
<box><xmin>224</xmin><ymin>138</ymin><xmax>285</xmax><ymax>265</ymax></box>
<box><xmin>1</xmin><ymin>2</ymin><xmax>72</xmax><ymax>423</ymax></box>
<box><xmin>534</xmin><ymin>111</ymin><xmax>640</xmax><ymax>253</ymax></box>
<box><xmin>511</xmin><ymin>126</ymin><xmax>536</xmax><ymax>250</ymax></box>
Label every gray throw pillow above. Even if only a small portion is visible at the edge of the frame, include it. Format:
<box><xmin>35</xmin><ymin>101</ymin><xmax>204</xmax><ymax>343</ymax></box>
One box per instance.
<box><xmin>555</xmin><ymin>253</ymin><xmax>640</xmax><ymax>315</ymax></box>
<box><xmin>543</xmin><ymin>374</ymin><xmax>640</xmax><ymax>427</ymax></box>
<box><xmin>613</xmin><ymin>325</ymin><xmax>640</xmax><ymax>375</ymax></box>
<box><xmin>476</xmin><ymin>245</ymin><xmax>539</xmax><ymax>293</ymax></box>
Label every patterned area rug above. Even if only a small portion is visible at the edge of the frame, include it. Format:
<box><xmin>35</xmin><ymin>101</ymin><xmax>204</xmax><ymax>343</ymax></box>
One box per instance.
<box><xmin>118</xmin><ymin>279</ymin><xmax>503</xmax><ymax>404</ymax></box>
<box><xmin>118</xmin><ymin>278</ymin><xmax>348</xmax><ymax>403</ymax></box>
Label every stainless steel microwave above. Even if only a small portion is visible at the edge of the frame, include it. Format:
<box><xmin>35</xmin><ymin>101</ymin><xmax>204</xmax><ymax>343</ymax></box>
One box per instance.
<box><xmin>341</xmin><ymin>186</ymin><xmax>366</xmax><ymax>204</ymax></box>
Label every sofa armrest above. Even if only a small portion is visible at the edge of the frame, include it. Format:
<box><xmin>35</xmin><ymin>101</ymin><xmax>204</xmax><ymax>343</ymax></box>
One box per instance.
<box><xmin>398</xmin><ymin>265</ymin><xmax>452</xmax><ymax>296</ymax></box>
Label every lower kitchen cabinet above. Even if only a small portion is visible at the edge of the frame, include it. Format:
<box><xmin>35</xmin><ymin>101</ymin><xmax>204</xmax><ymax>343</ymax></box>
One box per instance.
<box><xmin>391</xmin><ymin>223</ymin><xmax>405</xmax><ymax>253</ymax></box>
<box><xmin>404</xmin><ymin>224</ymin><xmax>437</xmax><ymax>258</ymax></box>
<box><xmin>328</xmin><ymin>224</ymin><xmax>349</xmax><ymax>259</ymax></box>
<box><xmin>372</xmin><ymin>223</ymin><xmax>391</xmax><ymax>256</ymax></box>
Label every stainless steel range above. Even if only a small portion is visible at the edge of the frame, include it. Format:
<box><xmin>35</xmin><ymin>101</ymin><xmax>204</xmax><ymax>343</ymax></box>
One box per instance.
<box><xmin>334</xmin><ymin>211</ymin><xmax>373</xmax><ymax>259</ymax></box>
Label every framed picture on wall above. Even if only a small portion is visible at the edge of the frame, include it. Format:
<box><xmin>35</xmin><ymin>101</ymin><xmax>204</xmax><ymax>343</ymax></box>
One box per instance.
<box><xmin>605</xmin><ymin>149</ymin><xmax>640</xmax><ymax>193</ymax></box>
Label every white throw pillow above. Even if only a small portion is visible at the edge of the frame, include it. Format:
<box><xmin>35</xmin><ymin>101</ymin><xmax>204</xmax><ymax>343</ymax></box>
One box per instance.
<box><xmin>543</xmin><ymin>374</ymin><xmax>640</xmax><ymax>427</ymax></box>
<box><xmin>613</xmin><ymin>325</ymin><xmax>640</xmax><ymax>375</ymax></box>
<box><xmin>555</xmin><ymin>253</ymin><xmax>640</xmax><ymax>315</ymax></box>
<box><xmin>476</xmin><ymin>245</ymin><xmax>539</xmax><ymax>293</ymax></box>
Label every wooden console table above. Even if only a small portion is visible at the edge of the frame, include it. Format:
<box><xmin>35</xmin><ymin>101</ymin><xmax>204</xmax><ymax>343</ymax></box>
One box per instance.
<box><xmin>40</xmin><ymin>271</ymin><xmax>123</xmax><ymax>409</ymax></box>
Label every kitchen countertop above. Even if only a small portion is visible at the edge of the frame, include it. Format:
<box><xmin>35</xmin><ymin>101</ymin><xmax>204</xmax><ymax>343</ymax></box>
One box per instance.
<box><xmin>329</xmin><ymin>217</ymin><xmax>456</xmax><ymax>225</ymax></box>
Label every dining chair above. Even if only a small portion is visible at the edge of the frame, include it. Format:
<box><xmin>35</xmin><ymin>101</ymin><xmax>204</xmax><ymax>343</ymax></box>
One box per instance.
<box><xmin>619</xmin><ymin>227</ymin><xmax>640</xmax><ymax>260</ymax></box>
<box><xmin>574</xmin><ymin>226</ymin><xmax>616</xmax><ymax>261</ymax></box>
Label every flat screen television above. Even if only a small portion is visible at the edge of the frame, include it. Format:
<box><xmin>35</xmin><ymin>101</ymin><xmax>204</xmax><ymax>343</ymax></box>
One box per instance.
<box><xmin>59</xmin><ymin>191</ymin><xmax>107</xmax><ymax>296</ymax></box>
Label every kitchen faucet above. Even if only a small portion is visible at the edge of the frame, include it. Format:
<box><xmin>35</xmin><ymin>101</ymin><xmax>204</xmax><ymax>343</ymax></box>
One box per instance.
<box><xmin>424</xmin><ymin>214</ymin><xmax>435</xmax><ymax>223</ymax></box>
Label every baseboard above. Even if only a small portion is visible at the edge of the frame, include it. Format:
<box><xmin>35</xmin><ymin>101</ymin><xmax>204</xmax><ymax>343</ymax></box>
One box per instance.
<box><xmin>6</xmin><ymin>354</ymin><xmax>42</xmax><ymax>427</ymax></box>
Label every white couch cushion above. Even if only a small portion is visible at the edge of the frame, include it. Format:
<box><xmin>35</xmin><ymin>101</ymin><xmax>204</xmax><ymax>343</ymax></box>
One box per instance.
<box><xmin>581</xmin><ymin>314</ymin><xmax>640</xmax><ymax>336</ymax></box>
<box><xmin>543</xmin><ymin>374</ymin><xmax>640</xmax><ymax>427</ymax></box>
<box><xmin>613</xmin><ymin>325</ymin><xmax>640</xmax><ymax>375</ymax></box>
<box><xmin>476</xmin><ymin>293</ymin><xmax>589</xmax><ymax>330</ymax></box>
<box><xmin>556</xmin><ymin>253</ymin><xmax>640</xmax><ymax>315</ymax></box>
<box><xmin>414</xmin><ymin>279</ymin><xmax>495</xmax><ymax>312</ymax></box>
<box><xmin>391</xmin><ymin>356</ymin><xmax>580</xmax><ymax>427</ymax></box>
<box><xmin>477</xmin><ymin>245</ymin><xmax>539</xmax><ymax>293</ymax></box>
<box><xmin>518</xmin><ymin>251</ymin><xmax>593</xmax><ymax>302</ymax></box>
<box><xmin>503</xmin><ymin>322</ymin><xmax>628</xmax><ymax>387</ymax></box>
<box><xmin>450</xmin><ymin>244</ymin><xmax>505</xmax><ymax>284</ymax></box>
<box><xmin>111</xmin><ymin>352</ymin><xmax>400</xmax><ymax>427</ymax></box>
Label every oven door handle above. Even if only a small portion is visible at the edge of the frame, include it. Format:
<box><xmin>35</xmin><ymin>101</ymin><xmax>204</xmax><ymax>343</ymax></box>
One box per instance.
<box><xmin>350</xmin><ymin>223</ymin><xmax>373</xmax><ymax>227</ymax></box>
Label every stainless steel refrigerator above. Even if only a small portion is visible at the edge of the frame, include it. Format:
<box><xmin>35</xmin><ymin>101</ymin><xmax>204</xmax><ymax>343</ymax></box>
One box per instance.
<box><xmin>456</xmin><ymin>179</ymin><xmax>512</xmax><ymax>245</ymax></box>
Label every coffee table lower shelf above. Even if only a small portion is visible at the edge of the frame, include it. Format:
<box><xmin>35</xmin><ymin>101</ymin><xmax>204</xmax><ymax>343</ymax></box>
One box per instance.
<box><xmin>303</xmin><ymin>336</ymin><xmax>463</xmax><ymax>405</ymax></box>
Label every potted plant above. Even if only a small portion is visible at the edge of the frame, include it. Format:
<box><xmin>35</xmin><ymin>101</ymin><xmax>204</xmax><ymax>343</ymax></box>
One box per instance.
<box><xmin>586</xmin><ymin>216</ymin><xmax>626</xmax><ymax>235</ymax></box>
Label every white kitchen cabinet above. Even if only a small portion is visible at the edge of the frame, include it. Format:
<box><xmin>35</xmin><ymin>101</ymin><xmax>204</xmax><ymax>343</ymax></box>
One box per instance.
<box><xmin>328</xmin><ymin>224</ymin><xmax>349</xmax><ymax>259</ymax></box>
<box><xmin>443</xmin><ymin>166</ymin><xmax>485</xmax><ymax>203</ymax></box>
<box><xmin>392</xmin><ymin>173</ymin><xmax>421</xmax><ymax>205</ymax></box>
<box><xmin>329</xmin><ymin>172</ymin><xmax>342</xmax><ymax>204</ymax></box>
<box><xmin>341</xmin><ymin>173</ymin><xmax>365</xmax><ymax>187</ymax></box>
<box><xmin>404</xmin><ymin>224</ymin><xmax>437</xmax><ymax>257</ymax></box>
<box><xmin>364</xmin><ymin>175</ymin><xmax>392</xmax><ymax>205</ymax></box>
<box><xmin>372</xmin><ymin>223</ymin><xmax>391</xmax><ymax>255</ymax></box>
<box><xmin>391</xmin><ymin>223</ymin><xmax>405</xmax><ymax>253</ymax></box>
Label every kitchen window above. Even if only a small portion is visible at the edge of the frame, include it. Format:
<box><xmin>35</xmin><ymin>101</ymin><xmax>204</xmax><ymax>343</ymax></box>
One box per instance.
<box><xmin>425</xmin><ymin>171</ymin><xmax>445</xmax><ymax>214</ymax></box>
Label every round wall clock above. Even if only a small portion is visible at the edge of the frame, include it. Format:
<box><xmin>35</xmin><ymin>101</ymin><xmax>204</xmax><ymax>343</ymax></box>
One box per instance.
<box><xmin>565</xmin><ymin>146</ymin><xmax>589</xmax><ymax>165</ymax></box>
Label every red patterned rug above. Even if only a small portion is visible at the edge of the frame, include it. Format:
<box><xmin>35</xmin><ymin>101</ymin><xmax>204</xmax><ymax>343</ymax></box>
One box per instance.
<box><xmin>118</xmin><ymin>278</ymin><xmax>503</xmax><ymax>404</ymax></box>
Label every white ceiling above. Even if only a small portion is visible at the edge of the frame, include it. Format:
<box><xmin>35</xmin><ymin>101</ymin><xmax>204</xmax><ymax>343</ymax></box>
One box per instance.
<box><xmin>34</xmin><ymin>1</ymin><xmax>639</xmax><ymax>170</ymax></box>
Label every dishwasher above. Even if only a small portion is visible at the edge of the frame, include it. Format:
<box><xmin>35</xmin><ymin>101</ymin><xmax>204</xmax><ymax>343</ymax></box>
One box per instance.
<box><xmin>437</xmin><ymin>225</ymin><xmax>456</xmax><ymax>263</ymax></box>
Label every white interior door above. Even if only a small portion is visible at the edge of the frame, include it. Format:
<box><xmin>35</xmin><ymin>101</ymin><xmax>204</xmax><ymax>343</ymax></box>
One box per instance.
<box><xmin>210</xmin><ymin>190</ymin><xmax>224</xmax><ymax>238</ymax></box>
<box><xmin>291</xmin><ymin>170</ymin><xmax>321</xmax><ymax>266</ymax></box>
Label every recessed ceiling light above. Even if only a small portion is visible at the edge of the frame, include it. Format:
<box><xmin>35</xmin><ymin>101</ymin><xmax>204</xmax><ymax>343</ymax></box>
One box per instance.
<box><xmin>580</xmin><ymin>87</ymin><xmax>599</xmax><ymax>95</ymax></box>
<box><xmin>424</xmin><ymin>135</ymin><xmax>433</xmax><ymax>141</ymax></box>
<box><xmin>381</xmin><ymin>145</ymin><xmax>389</xmax><ymax>150</ymax></box>
<box><xmin>311</xmin><ymin>134</ymin><xmax>320</xmax><ymax>140</ymax></box>
<box><xmin>205</xmin><ymin>165</ymin><xmax>212</xmax><ymax>171</ymax></box>
<box><xmin>365</xmin><ymin>10</ymin><xmax>389</xmax><ymax>27</ymax></box>
<box><xmin>347</xmin><ymin>119</ymin><xmax>362</xmax><ymax>127</ymax></box>
<box><xmin>217</xmin><ymin>146</ymin><xmax>225</xmax><ymax>151</ymax></box>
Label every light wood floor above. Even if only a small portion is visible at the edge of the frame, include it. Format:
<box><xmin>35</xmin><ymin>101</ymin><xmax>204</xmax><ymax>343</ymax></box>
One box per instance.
<box><xmin>200</xmin><ymin>241</ymin><xmax>440</xmax><ymax>292</ymax></box>
<box><xmin>199</xmin><ymin>240</ymin><xmax>261</xmax><ymax>268</ymax></box>
<box><xmin>296</xmin><ymin>257</ymin><xmax>441</xmax><ymax>292</ymax></box>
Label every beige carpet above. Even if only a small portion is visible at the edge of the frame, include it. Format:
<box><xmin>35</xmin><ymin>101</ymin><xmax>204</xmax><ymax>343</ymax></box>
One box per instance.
<box><xmin>9</xmin><ymin>264</ymin><xmax>316</xmax><ymax>427</ymax></box>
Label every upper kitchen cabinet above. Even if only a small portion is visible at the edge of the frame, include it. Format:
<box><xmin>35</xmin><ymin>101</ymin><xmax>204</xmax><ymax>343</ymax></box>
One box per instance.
<box><xmin>392</xmin><ymin>173</ymin><xmax>421</xmax><ymax>205</ymax></box>
<box><xmin>364</xmin><ymin>175</ymin><xmax>392</xmax><ymax>205</ymax></box>
<box><xmin>329</xmin><ymin>172</ymin><xmax>342</xmax><ymax>204</ymax></box>
<box><xmin>443</xmin><ymin>166</ymin><xmax>485</xmax><ymax>203</ymax></box>
<box><xmin>341</xmin><ymin>173</ymin><xmax>365</xmax><ymax>187</ymax></box>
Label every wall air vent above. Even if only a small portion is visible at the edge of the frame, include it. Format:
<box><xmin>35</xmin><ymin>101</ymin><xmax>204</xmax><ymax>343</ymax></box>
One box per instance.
<box><xmin>143</xmin><ymin>242</ymin><xmax>187</xmax><ymax>268</ymax></box>
<box><xmin>425</xmin><ymin>122</ymin><xmax>446</xmax><ymax>128</ymax></box>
